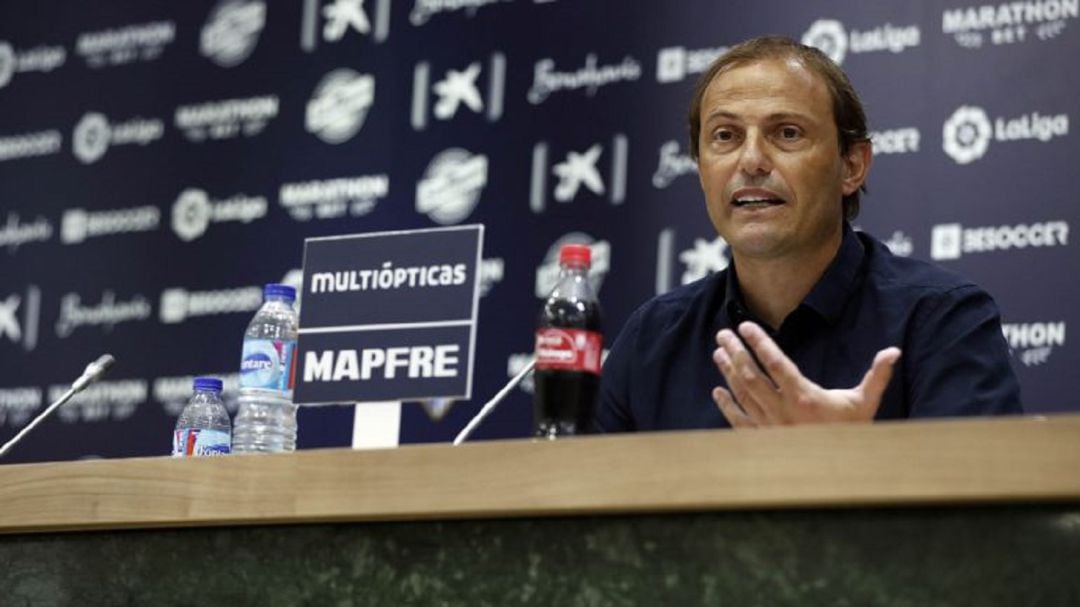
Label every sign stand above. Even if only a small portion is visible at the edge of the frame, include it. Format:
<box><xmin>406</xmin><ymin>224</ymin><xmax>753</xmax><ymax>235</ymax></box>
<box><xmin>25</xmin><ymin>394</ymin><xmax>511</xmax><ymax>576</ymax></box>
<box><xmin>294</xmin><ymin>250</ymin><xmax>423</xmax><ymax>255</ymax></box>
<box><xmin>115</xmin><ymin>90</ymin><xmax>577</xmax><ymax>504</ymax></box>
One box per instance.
<box><xmin>351</xmin><ymin>401</ymin><xmax>402</xmax><ymax>450</ymax></box>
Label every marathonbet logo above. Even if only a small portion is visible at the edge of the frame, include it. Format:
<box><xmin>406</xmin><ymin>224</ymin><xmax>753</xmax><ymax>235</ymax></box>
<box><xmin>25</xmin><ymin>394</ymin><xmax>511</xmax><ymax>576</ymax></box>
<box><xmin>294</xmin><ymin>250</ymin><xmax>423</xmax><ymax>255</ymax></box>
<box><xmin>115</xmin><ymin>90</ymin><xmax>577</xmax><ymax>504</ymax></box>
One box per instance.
<box><xmin>415</xmin><ymin>148</ymin><xmax>488</xmax><ymax>225</ymax></box>
<box><xmin>942</xmin><ymin>105</ymin><xmax>1069</xmax><ymax>164</ymax></box>
<box><xmin>411</xmin><ymin>54</ymin><xmax>505</xmax><ymax>131</ymax></box>
<box><xmin>301</xmin><ymin>0</ymin><xmax>391</xmax><ymax>51</ymax></box>
<box><xmin>201</xmin><ymin>0</ymin><xmax>267</xmax><ymax>68</ymax></box>
<box><xmin>943</xmin><ymin>1</ymin><xmax>1078</xmax><ymax>49</ymax></box>
<box><xmin>1002</xmin><ymin>321</ymin><xmax>1066</xmax><ymax>367</ymax></box>
<box><xmin>530</xmin><ymin>134</ymin><xmax>628</xmax><ymax>212</ymax></box>
<box><xmin>931</xmin><ymin>220</ymin><xmax>1068</xmax><ymax>260</ymax></box>
<box><xmin>76</xmin><ymin>21</ymin><xmax>175</xmax><ymax>68</ymax></box>
<box><xmin>306</xmin><ymin>69</ymin><xmax>376</xmax><ymax>144</ymax></box>
<box><xmin>175</xmin><ymin>95</ymin><xmax>279</xmax><ymax>142</ymax></box>
<box><xmin>280</xmin><ymin>174</ymin><xmax>389</xmax><ymax>221</ymax></box>
<box><xmin>802</xmin><ymin>18</ymin><xmax>920</xmax><ymax>64</ymax></box>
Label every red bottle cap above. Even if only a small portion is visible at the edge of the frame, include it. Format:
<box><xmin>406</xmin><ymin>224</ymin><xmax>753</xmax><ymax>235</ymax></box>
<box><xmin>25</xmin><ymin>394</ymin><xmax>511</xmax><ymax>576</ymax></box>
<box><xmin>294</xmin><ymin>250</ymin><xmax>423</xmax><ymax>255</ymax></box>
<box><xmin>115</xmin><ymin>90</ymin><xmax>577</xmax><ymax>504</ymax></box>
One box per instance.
<box><xmin>559</xmin><ymin>244</ymin><xmax>592</xmax><ymax>268</ymax></box>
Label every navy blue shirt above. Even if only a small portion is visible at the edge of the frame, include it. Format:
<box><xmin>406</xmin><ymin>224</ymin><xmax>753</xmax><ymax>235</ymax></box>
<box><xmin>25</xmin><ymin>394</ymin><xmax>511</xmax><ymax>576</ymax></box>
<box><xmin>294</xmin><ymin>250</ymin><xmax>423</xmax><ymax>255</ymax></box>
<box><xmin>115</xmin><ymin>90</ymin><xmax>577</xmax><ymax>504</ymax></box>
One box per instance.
<box><xmin>595</xmin><ymin>224</ymin><xmax>1023</xmax><ymax>432</ymax></box>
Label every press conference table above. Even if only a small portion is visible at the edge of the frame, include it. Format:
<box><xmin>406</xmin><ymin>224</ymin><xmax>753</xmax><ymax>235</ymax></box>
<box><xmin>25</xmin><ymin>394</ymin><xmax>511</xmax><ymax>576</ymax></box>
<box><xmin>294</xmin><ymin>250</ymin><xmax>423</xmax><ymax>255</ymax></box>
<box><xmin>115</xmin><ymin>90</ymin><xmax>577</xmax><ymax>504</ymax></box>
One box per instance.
<box><xmin>1</xmin><ymin>415</ymin><xmax>1078</xmax><ymax>605</ymax></box>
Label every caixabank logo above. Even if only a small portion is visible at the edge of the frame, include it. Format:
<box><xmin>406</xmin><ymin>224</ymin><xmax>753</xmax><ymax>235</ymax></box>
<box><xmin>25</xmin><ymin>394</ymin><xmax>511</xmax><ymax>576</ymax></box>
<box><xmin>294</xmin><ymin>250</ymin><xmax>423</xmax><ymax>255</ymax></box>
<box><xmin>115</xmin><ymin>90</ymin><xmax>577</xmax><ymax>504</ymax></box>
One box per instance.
<box><xmin>530</xmin><ymin>135</ymin><xmax>628</xmax><ymax>212</ymax></box>
<box><xmin>0</xmin><ymin>40</ymin><xmax>65</xmax><ymax>90</ymax></box>
<box><xmin>943</xmin><ymin>1</ymin><xmax>1077</xmax><ymax>49</ymax></box>
<box><xmin>200</xmin><ymin>0</ymin><xmax>267</xmax><ymax>68</ymax></box>
<box><xmin>931</xmin><ymin>220</ymin><xmax>1069</xmax><ymax>260</ymax></box>
<box><xmin>307</xmin><ymin>69</ymin><xmax>376</xmax><ymax>144</ymax></box>
<box><xmin>72</xmin><ymin>112</ymin><xmax>164</xmax><ymax>165</ymax></box>
<box><xmin>942</xmin><ymin>105</ymin><xmax>1069</xmax><ymax>164</ymax></box>
<box><xmin>655</xmin><ymin>228</ymin><xmax>729</xmax><ymax>295</ymax></box>
<box><xmin>0</xmin><ymin>285</ymin><xmax>41</xmax><ymax>352</ymax></box>
<box><xmin>301</xmin><ymin>0</ymin><xmax>391</xmax><ymax>51</ymax></box>
<box><xmin>411</xmin><ymin>54</ymin><xmax>505</xmax><ymax>131</ymax></box>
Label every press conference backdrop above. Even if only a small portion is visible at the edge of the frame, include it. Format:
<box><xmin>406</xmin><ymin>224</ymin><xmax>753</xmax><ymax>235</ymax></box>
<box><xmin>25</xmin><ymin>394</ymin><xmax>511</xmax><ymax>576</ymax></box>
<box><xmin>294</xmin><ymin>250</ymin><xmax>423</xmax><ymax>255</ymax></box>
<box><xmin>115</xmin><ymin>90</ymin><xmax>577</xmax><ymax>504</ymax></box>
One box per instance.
<box><xmin>1</xmin><ymin>0</ymin><xmax>1077</xmax><ymax>463</ymax></box>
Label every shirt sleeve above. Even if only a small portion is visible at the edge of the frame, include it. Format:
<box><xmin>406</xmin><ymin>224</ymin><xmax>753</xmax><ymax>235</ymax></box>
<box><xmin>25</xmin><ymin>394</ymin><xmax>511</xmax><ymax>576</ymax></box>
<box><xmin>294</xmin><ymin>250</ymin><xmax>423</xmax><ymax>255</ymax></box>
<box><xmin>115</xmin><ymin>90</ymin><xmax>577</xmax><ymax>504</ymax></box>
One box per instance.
<box><xmin>906</xmin><ymin>285</ymin><xmax>1023</xmax><ymax>417</ymax></box>
<box><xmin>591</xmin><ymin>308</ymin><xmax>642</xmax><ymax>433</ymax></box>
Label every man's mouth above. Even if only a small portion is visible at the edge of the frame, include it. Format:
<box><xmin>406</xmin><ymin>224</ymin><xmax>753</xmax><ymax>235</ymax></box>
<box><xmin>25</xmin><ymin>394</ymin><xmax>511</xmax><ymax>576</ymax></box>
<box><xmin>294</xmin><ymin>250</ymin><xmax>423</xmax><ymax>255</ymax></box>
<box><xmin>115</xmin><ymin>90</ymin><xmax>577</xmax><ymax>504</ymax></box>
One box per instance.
<box><xmin>730</xmin><ymin>189</ymin><xmax>787</xmax><ymax>209</ymax></box>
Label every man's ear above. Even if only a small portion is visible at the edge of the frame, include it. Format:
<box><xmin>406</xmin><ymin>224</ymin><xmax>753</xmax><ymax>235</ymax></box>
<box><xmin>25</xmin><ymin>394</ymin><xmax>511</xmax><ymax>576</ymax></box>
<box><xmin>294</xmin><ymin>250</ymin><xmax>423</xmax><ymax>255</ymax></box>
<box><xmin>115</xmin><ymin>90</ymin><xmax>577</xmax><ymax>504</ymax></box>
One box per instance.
<box><xmin>841</xmin><ymin>139</ymin><xmax>872</xmax><ymax>196</ymax></box>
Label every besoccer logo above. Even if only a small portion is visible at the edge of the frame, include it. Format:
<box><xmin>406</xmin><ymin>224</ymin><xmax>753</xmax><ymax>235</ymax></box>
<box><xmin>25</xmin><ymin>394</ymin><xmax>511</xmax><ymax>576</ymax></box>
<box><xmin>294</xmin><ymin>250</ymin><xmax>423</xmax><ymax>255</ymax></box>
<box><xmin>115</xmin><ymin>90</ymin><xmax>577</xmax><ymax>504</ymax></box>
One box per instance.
<box><xmin>305</xmin><ymin>69</ymin><xmax>376</xmax><ymax>144</ymax></box>
<box><xmin>802</xmin><ymin>19</ymin><xmax>848</xmax><ymax>64</ymax></box>
<box><xmin>943</xmin><ymin>105</ymin><xmax>993</xmax><ymax>165</ymax></box>
<box><xmin>200</xmin><ymin>0</ymin><xmax>267</xmax><ymax>68</ymax></box>
<box><xmin>72</xmin><ymin>112</ymin><xmax>111</xmax><ymax>164</ymax></box>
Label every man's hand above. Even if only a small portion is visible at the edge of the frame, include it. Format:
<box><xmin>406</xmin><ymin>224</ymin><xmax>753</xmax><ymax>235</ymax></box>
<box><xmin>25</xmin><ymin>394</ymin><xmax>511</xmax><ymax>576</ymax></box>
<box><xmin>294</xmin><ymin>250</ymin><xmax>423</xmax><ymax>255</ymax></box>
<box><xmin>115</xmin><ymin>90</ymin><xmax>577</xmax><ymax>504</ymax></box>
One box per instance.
<box><xmin>712</xmin><ymin>321</ymin><xmax>901</xmax><ymax>427</ymax></box>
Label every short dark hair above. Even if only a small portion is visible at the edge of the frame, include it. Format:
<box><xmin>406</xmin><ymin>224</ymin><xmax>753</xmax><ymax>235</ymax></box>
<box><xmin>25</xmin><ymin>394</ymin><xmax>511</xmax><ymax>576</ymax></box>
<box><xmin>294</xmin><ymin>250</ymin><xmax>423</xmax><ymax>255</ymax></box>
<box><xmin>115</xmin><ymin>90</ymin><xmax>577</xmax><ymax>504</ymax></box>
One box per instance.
<box><xmin>688</xmin><ymin>36</ymin><xmax>869</xmax><ymax>221</ymax></box>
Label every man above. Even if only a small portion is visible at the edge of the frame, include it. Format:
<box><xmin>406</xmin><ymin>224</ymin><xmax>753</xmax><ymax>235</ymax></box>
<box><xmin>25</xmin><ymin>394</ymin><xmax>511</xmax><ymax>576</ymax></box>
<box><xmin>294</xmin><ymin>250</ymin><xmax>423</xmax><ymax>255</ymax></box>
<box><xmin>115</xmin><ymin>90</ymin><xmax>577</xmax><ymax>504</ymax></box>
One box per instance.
<box><xmin>595</xmin><ymin>37</ymin><xmax>1022</xmax><ymax>431</ymax></box>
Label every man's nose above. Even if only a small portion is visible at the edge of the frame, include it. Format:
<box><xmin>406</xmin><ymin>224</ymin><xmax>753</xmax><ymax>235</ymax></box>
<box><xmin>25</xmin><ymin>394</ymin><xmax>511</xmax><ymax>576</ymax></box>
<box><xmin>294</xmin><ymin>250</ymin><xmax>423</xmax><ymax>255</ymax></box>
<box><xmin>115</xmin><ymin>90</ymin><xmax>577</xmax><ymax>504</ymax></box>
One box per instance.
<box><xmin>737</xmin><ymin>132</ymin><xmax>773</xmax><ymax>176</ymax></box>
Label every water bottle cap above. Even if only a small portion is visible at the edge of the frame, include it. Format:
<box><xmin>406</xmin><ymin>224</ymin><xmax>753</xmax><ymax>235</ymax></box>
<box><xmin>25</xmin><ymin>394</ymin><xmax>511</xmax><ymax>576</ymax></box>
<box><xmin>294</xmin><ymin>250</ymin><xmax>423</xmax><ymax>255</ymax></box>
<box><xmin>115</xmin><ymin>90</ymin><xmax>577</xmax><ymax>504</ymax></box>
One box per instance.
<box><xmin>559</xmin><ymin>244</ymin><xmax>591</xmax><ymax>268</ymax></box>
<box><xmin>193</xmin><ymin>376</ymin><xmax>223</xmax><ymax>392</ymax></box>
<box><xmin>264</xmin><ymin>283</ymin><xmax>296</xmax><ymax>302</ymax></box>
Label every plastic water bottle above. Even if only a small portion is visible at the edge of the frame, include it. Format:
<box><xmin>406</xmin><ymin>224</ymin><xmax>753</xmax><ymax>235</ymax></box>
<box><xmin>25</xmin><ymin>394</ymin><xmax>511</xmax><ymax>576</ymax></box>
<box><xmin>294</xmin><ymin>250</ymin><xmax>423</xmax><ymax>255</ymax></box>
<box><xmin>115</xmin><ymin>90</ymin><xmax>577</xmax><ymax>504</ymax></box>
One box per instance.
<box><xmin>233</xmin><ymin>283</ymin><xmax>299</xmax><ymax>453</ymax></box>
<box><xmin>533</xmin><ymin>244</ymin><xmax>603</xmax><ymax>438</ymax></box>
<box><xmin>172</xmin><ymin>376</ymin><xmax>231</xmax><ymax>457</ymax></box>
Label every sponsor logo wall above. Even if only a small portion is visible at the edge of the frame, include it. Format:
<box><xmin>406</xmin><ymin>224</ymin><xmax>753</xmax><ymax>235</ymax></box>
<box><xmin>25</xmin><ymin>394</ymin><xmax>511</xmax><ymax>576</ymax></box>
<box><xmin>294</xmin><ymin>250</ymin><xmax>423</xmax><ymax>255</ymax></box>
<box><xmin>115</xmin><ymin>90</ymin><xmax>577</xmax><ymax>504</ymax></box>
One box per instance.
<box><xmin>0</xmin><ymin>0</ymin><xmax>1076</xmax><ymax>463</ymax></box>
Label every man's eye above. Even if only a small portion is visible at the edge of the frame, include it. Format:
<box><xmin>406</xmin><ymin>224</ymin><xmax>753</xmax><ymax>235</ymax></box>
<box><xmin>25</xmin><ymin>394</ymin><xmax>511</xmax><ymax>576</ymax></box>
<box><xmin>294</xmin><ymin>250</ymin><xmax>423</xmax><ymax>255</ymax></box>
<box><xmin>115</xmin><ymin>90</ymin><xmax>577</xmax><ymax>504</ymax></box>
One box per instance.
<box><xmin>779</xmin><ymin>126</ymin><xmax>801</xmax><ymax>139</ymax></box>
<box><xmin>714</xmin><ymin>129</ymin><xmax>734</xmax><ymax>141</ymax></box>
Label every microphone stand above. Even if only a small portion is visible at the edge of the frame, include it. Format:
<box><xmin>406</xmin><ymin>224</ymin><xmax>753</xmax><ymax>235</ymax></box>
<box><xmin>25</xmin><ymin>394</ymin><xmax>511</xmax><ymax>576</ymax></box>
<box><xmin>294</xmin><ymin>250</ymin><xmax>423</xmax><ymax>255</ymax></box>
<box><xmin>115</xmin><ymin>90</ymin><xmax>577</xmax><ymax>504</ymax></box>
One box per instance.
<box><xmin>0</xmin><ymin>354</ymin><xmax>115</xmax><ymax>459</ymax></box>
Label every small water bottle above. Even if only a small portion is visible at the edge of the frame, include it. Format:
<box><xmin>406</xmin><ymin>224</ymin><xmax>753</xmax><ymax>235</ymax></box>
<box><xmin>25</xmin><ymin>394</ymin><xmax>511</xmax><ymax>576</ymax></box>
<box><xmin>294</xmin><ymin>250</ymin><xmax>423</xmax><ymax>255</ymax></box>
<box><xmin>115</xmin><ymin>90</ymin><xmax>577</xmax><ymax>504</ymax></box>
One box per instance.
<box><xmin>172</xmin><ymin>376</ymin><xmax>231</xmax><ymax>457</ymax></box>
<box><xmin>233</xmin><ymin>283</ymin><xmax>299</xmax><ymax>453</ymax></box>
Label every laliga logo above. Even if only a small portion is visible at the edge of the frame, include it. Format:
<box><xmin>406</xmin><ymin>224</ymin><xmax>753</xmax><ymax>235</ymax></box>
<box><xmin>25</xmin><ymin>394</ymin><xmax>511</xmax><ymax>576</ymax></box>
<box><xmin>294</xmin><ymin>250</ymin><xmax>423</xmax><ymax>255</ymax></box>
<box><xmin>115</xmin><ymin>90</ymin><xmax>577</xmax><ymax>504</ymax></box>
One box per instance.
<box><xmin>802</xmin><ymin>19</ymin><xmax>848</xmax><ymax>64</ymax></box>
<box><xmin>72</xmin><ymin>112</ymin><xmax>110</xmax><ymax>164</ymax></box>
<box><xmin>415</xmin><ymin>148</ymin><xmax>488</xmax><ymax>225</ymax></box>
<box><xmin>306</xmin><ymin>69</ymin><xmax>376</xmax><ymax>144</ymax></box>
<box><xmin>201</xmin><ymin>0</ymin><xmax>267</xmax><ymax>68</ymax></box>
<box><xmin>0</xmin><ymin>42</ymin><xmax>14</xmax><ymax>88</ymax></box>
<box><xmin>172</xmin><ymin>189</ymin><xmax>213</xmax><ymax>241</ymax></box>
<box><xmin>942</xmin><ymin>106</ymin><xmax>993</xmax><ymax>164</ymax></box>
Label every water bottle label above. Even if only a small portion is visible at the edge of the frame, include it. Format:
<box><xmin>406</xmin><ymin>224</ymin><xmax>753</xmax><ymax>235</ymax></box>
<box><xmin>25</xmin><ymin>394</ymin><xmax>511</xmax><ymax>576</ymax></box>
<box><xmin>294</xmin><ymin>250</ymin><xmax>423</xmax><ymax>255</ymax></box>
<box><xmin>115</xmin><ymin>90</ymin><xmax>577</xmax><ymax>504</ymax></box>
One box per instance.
<box><xmin>240</xmin><ymin>339</ymin><xmax>296</xmax><ymax>393</ymax></box>
<box><xmin>172</xmin><ymin>429</ymin><xmax>231</xmax><ymax>457</ymax></box>
<box><xmin>535</xmin><ymin>328</ymin><xmax>602</xmax><ymax>374</ymax></box>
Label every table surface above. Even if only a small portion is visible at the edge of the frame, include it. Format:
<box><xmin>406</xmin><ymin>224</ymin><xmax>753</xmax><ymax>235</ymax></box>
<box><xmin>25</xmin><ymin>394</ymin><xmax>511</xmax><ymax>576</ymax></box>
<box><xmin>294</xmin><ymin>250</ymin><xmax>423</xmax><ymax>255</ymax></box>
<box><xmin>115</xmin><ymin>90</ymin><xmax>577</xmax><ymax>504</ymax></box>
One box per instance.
<box><xmin>1</xmin><ymin>413</ymin><xmax>1079</xmax><ymax>534</ymax></box>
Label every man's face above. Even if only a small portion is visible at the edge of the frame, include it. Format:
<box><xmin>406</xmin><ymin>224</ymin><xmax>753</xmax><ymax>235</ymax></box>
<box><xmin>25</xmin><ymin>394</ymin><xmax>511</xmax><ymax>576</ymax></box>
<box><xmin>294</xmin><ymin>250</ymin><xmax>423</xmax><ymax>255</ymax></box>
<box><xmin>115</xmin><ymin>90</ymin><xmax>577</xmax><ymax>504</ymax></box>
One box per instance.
<box><xmin>696</xmin><ymin>57</ymin><xmax>866</xmax><ymax>261</ymax></box>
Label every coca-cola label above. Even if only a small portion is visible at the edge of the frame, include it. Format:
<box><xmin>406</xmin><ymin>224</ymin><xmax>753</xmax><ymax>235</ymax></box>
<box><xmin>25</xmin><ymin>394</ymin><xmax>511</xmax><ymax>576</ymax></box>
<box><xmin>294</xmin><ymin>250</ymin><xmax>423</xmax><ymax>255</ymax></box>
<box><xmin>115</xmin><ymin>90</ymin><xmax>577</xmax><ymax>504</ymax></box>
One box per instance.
<box><xmin>534</xmin><ymin>328</ymin><xmax>602</xmax><ymax>374</ymax></box>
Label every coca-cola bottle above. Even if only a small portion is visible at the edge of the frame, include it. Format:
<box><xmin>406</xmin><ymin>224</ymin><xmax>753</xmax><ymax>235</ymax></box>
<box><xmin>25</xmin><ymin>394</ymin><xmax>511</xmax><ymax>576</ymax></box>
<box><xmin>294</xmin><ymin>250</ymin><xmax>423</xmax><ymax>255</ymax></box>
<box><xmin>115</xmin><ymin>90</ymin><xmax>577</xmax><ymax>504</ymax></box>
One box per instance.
<box><xmin>533</xmin><ymin>244</ymin><xmax>603</xmax><ymax>438</ymax></box>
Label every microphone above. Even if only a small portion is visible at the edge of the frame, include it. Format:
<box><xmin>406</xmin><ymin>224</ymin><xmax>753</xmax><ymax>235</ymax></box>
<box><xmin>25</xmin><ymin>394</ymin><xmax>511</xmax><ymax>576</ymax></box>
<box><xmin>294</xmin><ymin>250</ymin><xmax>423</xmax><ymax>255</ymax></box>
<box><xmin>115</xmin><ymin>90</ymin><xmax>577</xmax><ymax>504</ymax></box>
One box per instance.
<box><xmin>0</xmin><ymin>354</ymin><xmax>116</xmax><ymax>459</ymax></box>
<box><xmin>453</xmin><ymin>357</ymin><xmax>535</xmax><ymax>445</ymax></box>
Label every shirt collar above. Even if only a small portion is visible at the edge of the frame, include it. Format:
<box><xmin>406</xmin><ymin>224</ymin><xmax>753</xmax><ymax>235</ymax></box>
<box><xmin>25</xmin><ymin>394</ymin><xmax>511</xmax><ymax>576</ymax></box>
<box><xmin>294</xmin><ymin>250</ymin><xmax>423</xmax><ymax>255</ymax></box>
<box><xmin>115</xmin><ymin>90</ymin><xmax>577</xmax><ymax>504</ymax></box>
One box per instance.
<box><xmin>720</xmin><ymin>222</ymin><xmax>866</xmax><ymax>328</ymax></box>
